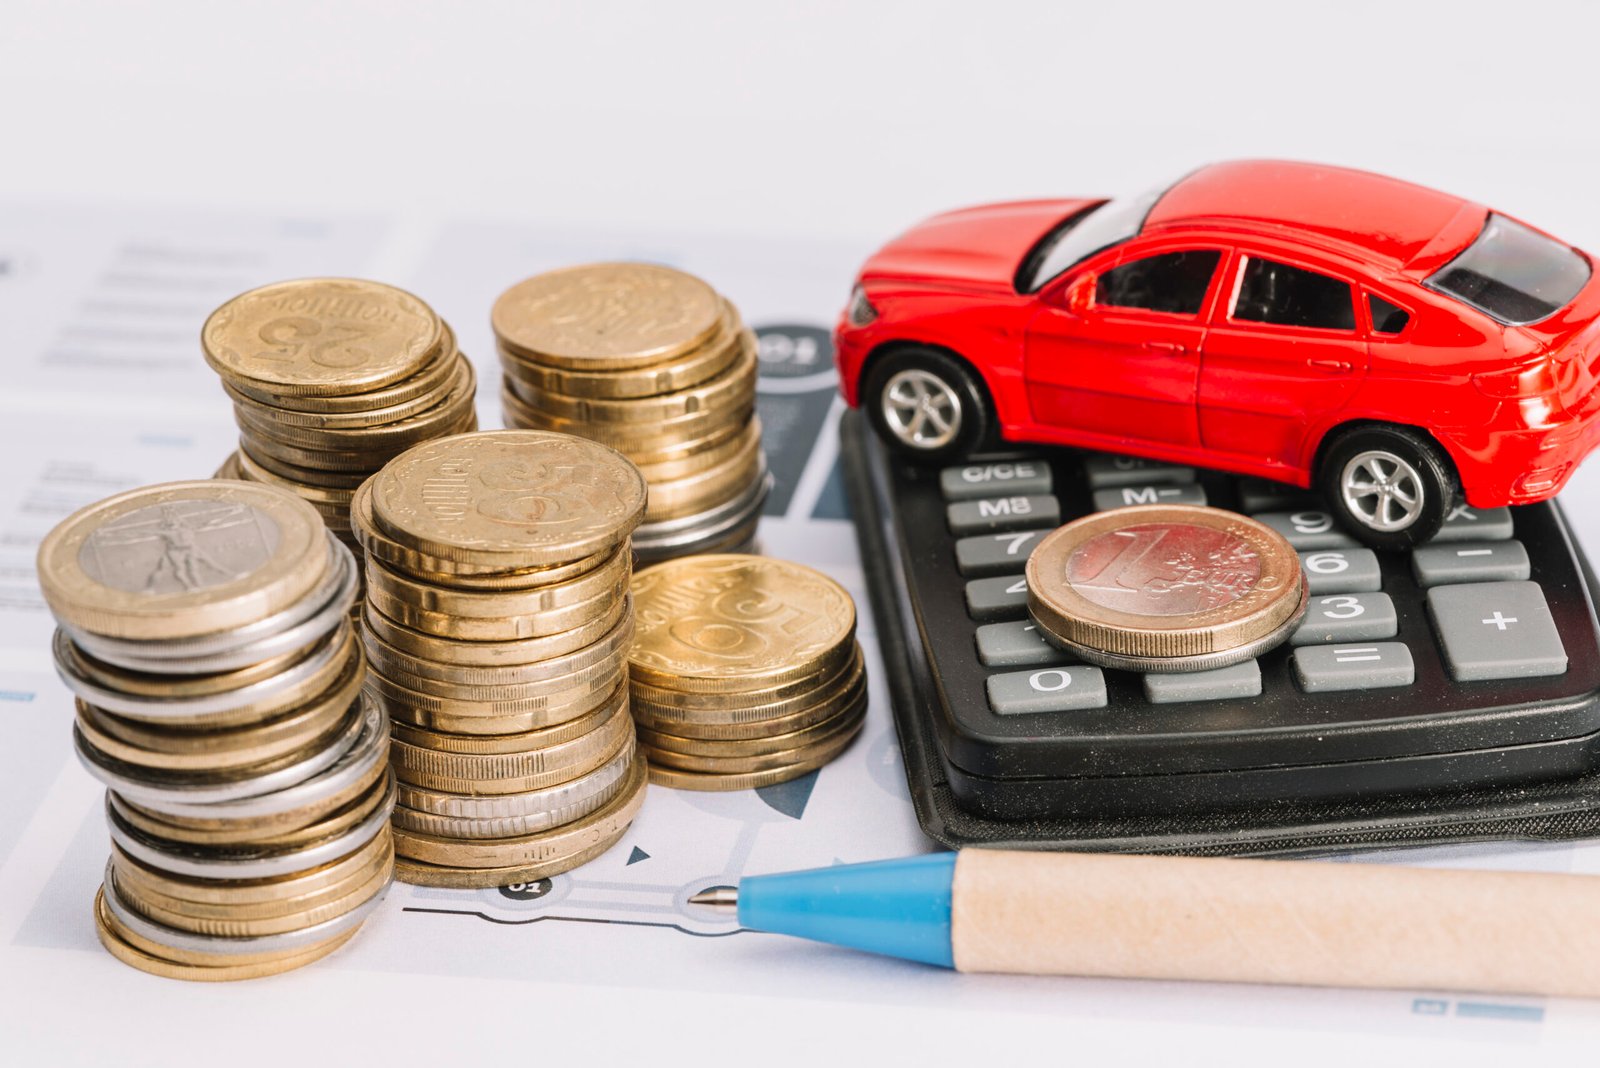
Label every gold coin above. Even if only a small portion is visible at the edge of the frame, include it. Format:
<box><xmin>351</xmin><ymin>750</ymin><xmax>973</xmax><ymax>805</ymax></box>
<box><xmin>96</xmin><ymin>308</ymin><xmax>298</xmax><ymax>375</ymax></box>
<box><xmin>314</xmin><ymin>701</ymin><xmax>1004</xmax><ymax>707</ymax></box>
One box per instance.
<box><xmin>115</xmin><ymin>855</ymin><xmax>391</xmax><ymax>938</ymax></box>
<box><xmin>202</xmin><ymin>278</ymin><xmax>442</xmax><ymax>396</ymax></box>
<box><xmin>642</xmin><ymin>441</ymin><xmax>764</xmax><ymax>524</ymax></box>
<box><xmin>112</xmin><ymin>833</ymin><xmax>394</xmax><ymax>921</ymax></box>
<box><xmin>632</xmin><ymin>643</ymin><xmax>863</xmax><ymax>724</ymax></box>
<box><xmin>369</xmin><ymin>430</ymin><xmax>646</xmax><ymax>568</ymax></box>
<box><xmin>94</xmin><ymin>887</ymin><xmax>361</xmax><ymax>981</ymax></box>
<box><xmin>214</xmin><ymin>453</ymin><xmax>245</xmax><ymax>480</ymax></box>
<box><xmin>38</xmin><ymin>480</ymin><xmax>328</xmax><ymax>641</ymax></box>
<box><xmin>60</xmin><ymin>633</ymin><xmax>306</xmax><ymax>700</ymax></box>
<box><xmin>223</xmin><ymin>327</ymin><xmax>459</xmax><ymax>415</ymax></box>
<box><xmin>644</xmin><ymin>704</ymin><xmax>865</xmax><ymax>774</ymax></box>
<box><xmin>498</xmin><ymin>303</ymin><xmax>745</xmax><ymax>400</ymax></box>
<box><xmin>239</xmin><ymin>443</ymin><xmax>371</xmax><ymax>490</ymax></box>
<box><xmin>391</xmin><ymin>753</ymin><xmax>647</xmax><ymax>872</ymax></box>
<box><xmin>366</xmin><ymin>647</ymin><xmax>625</xmax><ymax>704</ymax></box>
<box><xmin>392</xmin><ymin>725</ymin><xmax>633</xmax><ymax>799</ymax></box>
<box><xmin>390</xmin><ymin>699</ymin><xmax>632</xmax><ymax>787</ymax></box>
<box><xmin>223</xmin><ymin>345</ymin><xmax>463</xmax><ymax>428</ymax></box>
<box><xmin>632</xmin><ymin>418</ymin><xmax>761</xmax><ymax>484</ymax></box>
<box><xmin>389</xmin><ymin>684</ymin><xmax>625</xmax><ymax>755</ymax></box>
<box><xmin>1025</xmin><ymin>504</ymin><xmax>1306</xmax><ymax>667</ymax></box>
<box><xmin>109</xmin><ymin>827</ymin><xmax>393</xmax><ymax>907</ymax></box>
<box><xmin>231</xmin><ymin>358</ymin><xmax>476</xmax><ymax>453</ymax></box>
<box><xmin>632</xmin><ymin>660</ymin><xmax>867</xmax><ymax>740</ymax></box>
<box><xmin>501</xmin><ymin>385</ymin><xmax>755</xmax><ymax>457</ymax></box>
<box><xmin>639</xmin><ymin>681</ymin><xmax>868</xmax><ymax>758</ymax></box>
<box><xmin>359</xmin><ymin>609</ymin><xmax>632</xmax><ymax>688</ymax></box>
<box><xmin>628</xmin><ymin>555</ymin><xmax>855</xmax><ymax>692</ymax></box>
<box><xmin>364</xmin><ymin>543</ymin><xmax>628</xmax><ymax>620</ymax></box>
<box><xmin>367</xmin><ymin>663</ymin><xmax>622</xmax><ymax>722</ymax></box>
<box><xmin>507</xmin><ymin>337</ymin><xmax>756</xmax><ymax>426</ymax></box>
<box><xmin>646</xmin><ymin>728</ymin><xmax>859</xmax><ymax>791</ymax></box>
<box><xmin>361</xmin><ymin>594</ymin><xmax>628</xmax><ymax>670</ymax></box>
<box><xmin>492</xmin><ymin>263</ymin><xmax>721</xmax><ymax>371</ymax></box>
<box><xmin>236</xmin><ymin>410</ymin><xmax>478</xmax><ymax>473</ymax></box>
<box><xmin>365</xmin><ymin>572</ymin><xmax>625</xmax><ymax>642</ymax></box>
<box><xmin>116</xmin><ymin>766</ymin><xmax>393</xmax><ymax>850</ymax></box>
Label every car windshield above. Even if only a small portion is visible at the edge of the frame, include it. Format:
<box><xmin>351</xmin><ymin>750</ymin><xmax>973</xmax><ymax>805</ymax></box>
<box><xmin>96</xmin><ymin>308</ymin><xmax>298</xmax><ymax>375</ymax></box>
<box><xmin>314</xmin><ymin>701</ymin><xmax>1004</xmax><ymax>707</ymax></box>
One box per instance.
<box><xmin>1017</xmin><ymin>179</ymin><xmax>1176</xmax><ymax>294</ymax></box>
<box><xmin>1425</xmin><ymin>213</ymin><xmax>1591</xmax><ymax>325</ymax></box>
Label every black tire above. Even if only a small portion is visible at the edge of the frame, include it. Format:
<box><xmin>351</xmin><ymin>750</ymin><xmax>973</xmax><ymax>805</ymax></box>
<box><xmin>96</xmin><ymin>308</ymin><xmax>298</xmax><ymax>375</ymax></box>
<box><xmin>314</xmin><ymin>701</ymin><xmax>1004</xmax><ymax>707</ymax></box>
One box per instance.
<box><xmin>1317</xmin><ymin>424</ymin><xmax>1460</xmax><ymax>549</ymax></box>
<box><xmin>860</xmin><ymin>347</ymin><xmax>995</xmax><ymax>463</ymax></box>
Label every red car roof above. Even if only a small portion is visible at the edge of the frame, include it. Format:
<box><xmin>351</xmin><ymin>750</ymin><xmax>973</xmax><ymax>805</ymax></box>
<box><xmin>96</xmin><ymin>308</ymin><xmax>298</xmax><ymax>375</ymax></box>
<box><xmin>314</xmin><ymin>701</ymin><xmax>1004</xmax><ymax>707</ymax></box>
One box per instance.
<box><xmin>1144</xmin><ymin>160</ymin><xmax>1484</xmax><ymax>274</ymax></box>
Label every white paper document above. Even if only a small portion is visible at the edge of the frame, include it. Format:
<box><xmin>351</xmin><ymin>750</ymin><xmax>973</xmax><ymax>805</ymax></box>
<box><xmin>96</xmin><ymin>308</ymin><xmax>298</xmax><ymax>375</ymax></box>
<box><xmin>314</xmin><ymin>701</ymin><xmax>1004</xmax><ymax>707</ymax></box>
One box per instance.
<box><xmin>4</xmin><ymin>202</ymin><xmax>1600</xmax><ymax>1064</ymax></box>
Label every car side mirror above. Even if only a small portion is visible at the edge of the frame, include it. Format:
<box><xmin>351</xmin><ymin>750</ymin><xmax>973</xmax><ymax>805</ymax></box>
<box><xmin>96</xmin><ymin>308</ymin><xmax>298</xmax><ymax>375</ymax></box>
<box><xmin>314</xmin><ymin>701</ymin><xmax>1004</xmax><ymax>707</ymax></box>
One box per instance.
<box><xmin>1050</xmin><ymin>274</ymin><xmax>1093</xmax><ymax>313</ymax></box>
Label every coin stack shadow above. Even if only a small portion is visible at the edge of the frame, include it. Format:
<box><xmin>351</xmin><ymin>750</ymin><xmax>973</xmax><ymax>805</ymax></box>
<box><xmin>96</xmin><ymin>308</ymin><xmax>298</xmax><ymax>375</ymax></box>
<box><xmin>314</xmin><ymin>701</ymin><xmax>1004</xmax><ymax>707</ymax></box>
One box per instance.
<box><xmin>205</xmin><ymin>278</ymin><xmax>477</xmax><ymax>563</ymax></box>
<box><xmin>39</xmin><ymin>481</ymin><xmax>394</xmax><ymax>981</ymax></box>
<box><xmin>351</xmin><ymin>430</ymin><xmax>651</xmax><ymax>887</ymax></box>
<box><xmin>628</xmin><ymin>555</ymin><xmax>868</xmax><ymax>790</ymax></box>
<box><xmin>493</xmin><ymin>263</ymin><xmax>770</xmax><ymax>563</ymax></box>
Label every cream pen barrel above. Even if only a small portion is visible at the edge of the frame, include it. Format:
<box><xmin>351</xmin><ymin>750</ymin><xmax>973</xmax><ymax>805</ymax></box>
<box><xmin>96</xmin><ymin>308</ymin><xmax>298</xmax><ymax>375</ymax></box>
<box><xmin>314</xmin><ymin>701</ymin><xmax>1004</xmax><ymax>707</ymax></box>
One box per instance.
<box><xmin>691</xmin><ymin>849</ymin><xmax>1600</xmax><ymax>997</ymax></box>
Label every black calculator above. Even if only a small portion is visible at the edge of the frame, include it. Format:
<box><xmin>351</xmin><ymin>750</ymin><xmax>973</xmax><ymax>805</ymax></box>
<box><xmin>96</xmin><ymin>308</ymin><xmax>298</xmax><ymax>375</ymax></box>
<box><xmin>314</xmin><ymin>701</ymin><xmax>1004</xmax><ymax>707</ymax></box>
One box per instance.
<box><xmin>840</xmin><ymin>409</ymin><xmax>1600</xmax><ymax>856</ymax></box>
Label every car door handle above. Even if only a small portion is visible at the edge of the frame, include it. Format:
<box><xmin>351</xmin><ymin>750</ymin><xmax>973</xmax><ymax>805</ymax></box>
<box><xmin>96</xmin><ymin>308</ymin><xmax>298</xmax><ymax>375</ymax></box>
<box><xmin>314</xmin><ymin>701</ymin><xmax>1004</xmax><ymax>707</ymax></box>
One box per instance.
<box><xmin>1142</xmin><ymin>341</ymin><xmax>1187</xmax><ymax>354</ymax></box>
<box><xmin>1307</xmin><ymin>358</ymin><xmax>1354</xmax><ymax>374</ymax></box>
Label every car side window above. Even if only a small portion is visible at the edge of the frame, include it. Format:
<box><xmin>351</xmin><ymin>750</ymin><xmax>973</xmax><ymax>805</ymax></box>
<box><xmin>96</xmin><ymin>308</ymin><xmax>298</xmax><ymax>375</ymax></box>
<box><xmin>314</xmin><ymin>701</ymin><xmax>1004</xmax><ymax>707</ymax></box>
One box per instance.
<box><xmin>1093</xmin><ymin>250</ymin><xmax>1220</xmax><ymax>316</ymax></box>
<box><xmin>1232</xmin><ymin>257</ymin><xmax>1355</xmax><ymax>330</ymax></box>
<box><xmin>1368</xmin><ymin>294</ymin><xmax>1410</xmax><ymax>334</ymax></box>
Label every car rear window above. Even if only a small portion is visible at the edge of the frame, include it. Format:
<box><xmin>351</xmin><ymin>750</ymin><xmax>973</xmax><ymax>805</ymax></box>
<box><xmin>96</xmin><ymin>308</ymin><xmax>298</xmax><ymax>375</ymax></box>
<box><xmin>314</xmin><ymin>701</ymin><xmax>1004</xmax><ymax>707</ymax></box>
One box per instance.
<box><xmin>1426</xmin><ymin>213</ymin><xmax>1590</xmax><ymax>325</ymax></box>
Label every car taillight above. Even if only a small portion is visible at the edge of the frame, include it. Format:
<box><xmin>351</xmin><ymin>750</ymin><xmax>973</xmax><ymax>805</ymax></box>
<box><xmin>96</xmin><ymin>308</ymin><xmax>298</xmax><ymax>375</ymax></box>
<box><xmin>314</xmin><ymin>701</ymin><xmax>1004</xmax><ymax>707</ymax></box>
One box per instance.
<box><xmin>1470</xmin><ymin>360</ymin><xmax>1558</xmax><ymax>399</ymax></box>
<box><xmin>847</xmin><ymin>285</ymin><xmax>878</xmax><ymax>327</ymax></box>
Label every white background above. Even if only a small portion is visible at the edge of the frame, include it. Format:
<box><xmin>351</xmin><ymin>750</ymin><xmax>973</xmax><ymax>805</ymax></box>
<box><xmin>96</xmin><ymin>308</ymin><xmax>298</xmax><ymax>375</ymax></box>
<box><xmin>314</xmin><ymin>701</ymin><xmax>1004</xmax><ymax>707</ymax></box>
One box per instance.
<box><xmin>5</xmin><ymin>2</ymin><xmax>1600</xmax><ymax>1065</ymax></box>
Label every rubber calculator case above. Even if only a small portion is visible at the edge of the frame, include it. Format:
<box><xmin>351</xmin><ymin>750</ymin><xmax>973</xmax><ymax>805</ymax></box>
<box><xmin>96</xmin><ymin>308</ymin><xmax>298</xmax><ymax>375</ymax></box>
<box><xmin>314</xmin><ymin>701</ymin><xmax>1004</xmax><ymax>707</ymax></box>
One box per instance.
<box><xmin>840</xmin><ymin>409</ymin><xmax>1600</xmax><ymax>856</ymax></box>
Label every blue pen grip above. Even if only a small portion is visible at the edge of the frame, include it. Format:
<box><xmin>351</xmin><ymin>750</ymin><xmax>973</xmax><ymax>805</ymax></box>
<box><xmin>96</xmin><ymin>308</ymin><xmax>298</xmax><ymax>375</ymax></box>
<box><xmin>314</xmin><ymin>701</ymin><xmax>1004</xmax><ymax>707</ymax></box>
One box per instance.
<box><xmin>738</xmin><ymin>852</ymin><xmax>957</xmax><ymax>968</ymax></box>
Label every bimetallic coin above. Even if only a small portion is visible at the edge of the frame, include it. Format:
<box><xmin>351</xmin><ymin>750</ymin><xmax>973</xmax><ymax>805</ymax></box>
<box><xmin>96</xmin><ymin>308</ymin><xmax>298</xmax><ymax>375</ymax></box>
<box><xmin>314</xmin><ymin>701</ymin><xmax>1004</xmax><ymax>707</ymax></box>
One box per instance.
<box><xmin>1026</xmin><ymin>504</ymin><xmax>1307</xmax><ymax>672</ymax></box>
<box><xmin>629</xmin><ymin>554</ymin><xmax>855</xmax><ymax>692</ymax></box>
<box><xmin>491</xmin><ymin>263</ymin><xmax>722</xmax><ymax>370</ymax></box>
<box><xmin>38</xmin><ymin>481</ymin><xmax>327</xmax><ymax>642</ymax></box>
<box><xmin>370</xmin><ymin>430</ymin><xmax>646</xmax><ymax>567</ymax></box>
<box><xmin>202</xmin><ymin>278</ymin><xmax>442</xmax><ymax>396</ymax></box>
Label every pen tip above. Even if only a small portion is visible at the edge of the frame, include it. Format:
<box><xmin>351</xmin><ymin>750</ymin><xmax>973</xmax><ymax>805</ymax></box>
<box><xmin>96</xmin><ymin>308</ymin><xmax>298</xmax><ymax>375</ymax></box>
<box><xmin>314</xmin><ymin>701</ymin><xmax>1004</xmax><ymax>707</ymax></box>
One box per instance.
<box><xmin>688</xmin><ymin>886</ymin><xmax>739</xmax><ymax>911</ymax></box>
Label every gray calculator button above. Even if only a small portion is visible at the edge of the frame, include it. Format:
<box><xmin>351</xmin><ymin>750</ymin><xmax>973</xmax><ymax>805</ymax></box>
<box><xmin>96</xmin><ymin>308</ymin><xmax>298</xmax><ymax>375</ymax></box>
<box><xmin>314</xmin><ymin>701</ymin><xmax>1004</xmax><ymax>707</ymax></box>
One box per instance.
<box><xmin>965</xmin><ymin>574</ymin><xmax>1030</xmax><ymax>621</ymax></box>
<box><xmin>1254</xmin><ymin>510</ymin><xmax>1358</xmax><ymax>549</ymax></box>
<box><xmin>987</xmin><ymin>666</ymin><xmax>1108</xmax><ymax>714</ymax></box>
<box><xmin>1298</xmin><ymin>548</ymin><xmax>1382</xmax><ymax>593</ymax></box>
<box><xmin>1143</xmin><ymin>660</ymin><xmax>1262</xmax><ymax>704</ymax></box>
<box><xmin>975</xmin><ymin>621</ymin><xmax>1074</xmax><ymax>667</ymax></box>
<box><xmin>947</xmin><ymin>495</ymin><xmax>1061</xmax><ymax>535</ymax></box>
<box><xmin>1293</xmin><ymin>642</ymin><xmax>1414</xmax><ymax>692</ymax></box>
<box><xmin>1290</xmin><ymin>593</ymin><xmax>1398</xmax><ymax>646</ymax></box>
<box><xmin>1238</xmin><ymin>478</ymin><xmax>1317</xmax><ymax>513</ymax></box>
<box><xmin>1433</xmin><ymin>504</ymin><xmax>1514</xmax><ymax>543</ymax></box>
<box><xmin>1091</xmin><ymin>483</ymin><xmax>1208</xmax><ymax>511</ymax></box>
<box><xmin>940</xmin><ymin>460</ymin><xmax>1052</xmax><ymax>501</ymax></box>
<box><xmin>1426</xmin><ymin>581</ymin><xmax>1567</xmax><ymax>682</ymax></box>
<box><xmin>955</xmin><ymin>529</ymin><xmax>1049</xmax><ymax>577</ymax></box>
<box><xmin>1082</xmin><ymin>455</ymin><xmax>1196</xmax><ymax>488</ymax></box>
<box><xmin>1412</xmin><ymin>540</ymin><xmax>1530</xmax><ymax>587</ymax></box>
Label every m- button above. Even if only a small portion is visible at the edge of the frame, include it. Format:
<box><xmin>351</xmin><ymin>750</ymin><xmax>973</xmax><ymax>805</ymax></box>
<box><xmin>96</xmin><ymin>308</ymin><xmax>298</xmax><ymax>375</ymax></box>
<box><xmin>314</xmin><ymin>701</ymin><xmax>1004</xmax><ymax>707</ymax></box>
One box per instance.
<box><xmin>1426</xmin><ymin>580</ymin><xmax>1567</xmax><ymax>681</ymax></box>
<box><xmin>946</xmin><ymin>494</ymin><xmax>1061</xmax><ymax>535</ymax></box>
<box><xmin>940</xmin><ymin>460</ymin><xmax>1052</xmax><ymax>501</ymax></box>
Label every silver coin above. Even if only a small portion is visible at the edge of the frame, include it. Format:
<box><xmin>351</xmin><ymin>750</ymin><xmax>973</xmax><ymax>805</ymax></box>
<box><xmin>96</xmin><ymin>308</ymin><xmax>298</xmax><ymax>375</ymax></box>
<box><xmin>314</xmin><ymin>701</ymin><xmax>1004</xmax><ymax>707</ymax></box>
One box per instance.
<box><xmin>391</xmin><ymin>742</ymin><xmax>634</xmax><ymax>838</ymax></box>
<box><xmin>631</xmin><ymin>471</ymin><xmax>771</xmax><ymax>551</ymax></box>
<box><xmin>52</xmin><ymin>621</ymin><xmax>351</xmax><ymax>721</ymax></box>
<box><xmin>394</xmin><ymin>738</ymin><xmax>635</xmax><ymax>822</ymax></box>
<box><xmin>74</xmin><ymin>697</ymin><xmax>365</xmax><ymax>807</ymax></box>
<box><xmin>116</xmin><ymin>702</ymin><xmax>389</xmax><ymax>821</ymax></box>
<box><xmin>105</xmin><ymin>779</ymin><xmax>394</xmax><ymax>880</ymax></box>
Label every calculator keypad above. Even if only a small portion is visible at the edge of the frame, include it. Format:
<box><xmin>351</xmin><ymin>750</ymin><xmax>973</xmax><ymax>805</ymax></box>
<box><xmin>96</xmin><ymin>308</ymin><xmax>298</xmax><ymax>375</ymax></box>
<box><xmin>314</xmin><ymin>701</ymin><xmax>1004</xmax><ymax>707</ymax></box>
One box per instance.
<box><xmin>941</xmin><ymin>449</ymin><xmax>1576</xmax><ymax>721</ymax></box>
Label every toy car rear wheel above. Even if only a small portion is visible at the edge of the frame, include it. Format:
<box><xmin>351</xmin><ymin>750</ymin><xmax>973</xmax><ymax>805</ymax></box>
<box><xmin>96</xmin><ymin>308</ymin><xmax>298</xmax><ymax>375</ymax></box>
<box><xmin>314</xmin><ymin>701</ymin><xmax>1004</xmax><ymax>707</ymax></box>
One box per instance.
<box><xmin>861</xmin><ymin>348</ymin><xmax>993</xmax><ymax>462</ymax></box>
<box><xmin>1318</xmin><ymin>424</ymin><xmax>1459</xmax><ymax>549</ymax></box>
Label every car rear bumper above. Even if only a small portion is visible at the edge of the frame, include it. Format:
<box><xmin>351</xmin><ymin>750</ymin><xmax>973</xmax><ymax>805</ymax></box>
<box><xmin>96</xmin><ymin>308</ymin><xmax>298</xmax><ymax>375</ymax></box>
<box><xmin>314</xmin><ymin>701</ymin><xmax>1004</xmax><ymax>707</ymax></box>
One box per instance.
<box><xmin>1450</xmin><ymin>399</ymin><xmax>1600</xmax><ymax>508</ymax></box>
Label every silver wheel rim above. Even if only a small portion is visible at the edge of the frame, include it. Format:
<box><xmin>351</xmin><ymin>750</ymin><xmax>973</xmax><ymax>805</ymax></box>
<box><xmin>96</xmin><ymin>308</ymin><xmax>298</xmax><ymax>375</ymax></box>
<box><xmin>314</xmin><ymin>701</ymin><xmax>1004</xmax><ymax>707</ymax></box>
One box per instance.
<box><xmin>881</xmin><ymin>368</ymin><xmax>963</xmax><ymax>450</ymax></box>
<box><xmin>1340</xmin><ymin>449</ymin><xmax>1426</xmax><ymax>532</ymax></box>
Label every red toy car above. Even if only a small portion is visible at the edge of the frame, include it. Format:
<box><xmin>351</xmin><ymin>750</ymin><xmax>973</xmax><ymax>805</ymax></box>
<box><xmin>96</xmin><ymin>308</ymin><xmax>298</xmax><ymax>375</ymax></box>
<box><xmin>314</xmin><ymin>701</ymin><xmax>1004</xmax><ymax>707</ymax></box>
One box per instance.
<box><xmin>835</xmin><ymin>160</ymin><xmax>1600</xmax><ymax>547</ymax></box>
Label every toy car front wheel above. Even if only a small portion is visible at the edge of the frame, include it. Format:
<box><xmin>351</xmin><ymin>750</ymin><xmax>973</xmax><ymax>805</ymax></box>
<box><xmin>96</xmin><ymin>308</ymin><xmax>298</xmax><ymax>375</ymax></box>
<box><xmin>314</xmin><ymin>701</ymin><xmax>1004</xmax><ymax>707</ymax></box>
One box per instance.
<box><xmin>861</xmin><ymin>348</ymin><xmax>993</xmax><ymax>462</ymax></box>
<box><xmin>1318</xmin><ymin>425</ymin><xmax>1460</xmax><ymax>549</ymax></box>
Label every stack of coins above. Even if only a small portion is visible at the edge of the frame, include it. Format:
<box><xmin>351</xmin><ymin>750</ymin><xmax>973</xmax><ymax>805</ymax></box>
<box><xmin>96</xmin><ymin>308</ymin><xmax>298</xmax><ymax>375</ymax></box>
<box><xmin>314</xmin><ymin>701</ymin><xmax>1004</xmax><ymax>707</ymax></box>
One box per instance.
<box><xmin>204</xmin><ymin>277</ymin><xmax>477</xmax><ymax>558</ymax></box>
<box><xmin>628</xmin><ymin>555</ymin><xmax>867</xmax><ymax>790</ymax></box>
<box><xmin>37</xmin><ymin>480</ymin><xmax>393</xmax><ymax>981</ymax></box>
<box><xmin>350</xmin><ymin>430</ymin><xmax>651</xmax><ymax>887</ymax></box>
<box><xmin>1025</xmin><ymin>504</ymin><xmax>1307</xmax><ymax>672</ymax></box>
<box><xmin>492</xmin><ymin>262</ymin><xmax>770</xmax><ymax>563</ymax></box>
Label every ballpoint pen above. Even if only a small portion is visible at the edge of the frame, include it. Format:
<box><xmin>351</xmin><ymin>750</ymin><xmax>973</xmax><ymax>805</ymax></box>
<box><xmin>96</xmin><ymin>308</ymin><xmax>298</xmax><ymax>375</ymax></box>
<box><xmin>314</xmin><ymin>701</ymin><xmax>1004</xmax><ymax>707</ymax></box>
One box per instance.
<box><xmin>690</xmin><ymin>848</ymin><xmax>1600</xmax><ymax>997</ymax></box>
